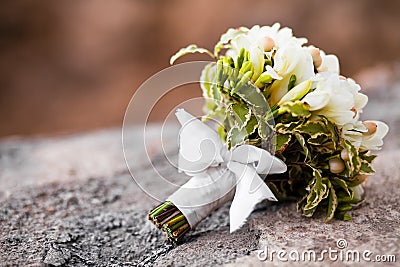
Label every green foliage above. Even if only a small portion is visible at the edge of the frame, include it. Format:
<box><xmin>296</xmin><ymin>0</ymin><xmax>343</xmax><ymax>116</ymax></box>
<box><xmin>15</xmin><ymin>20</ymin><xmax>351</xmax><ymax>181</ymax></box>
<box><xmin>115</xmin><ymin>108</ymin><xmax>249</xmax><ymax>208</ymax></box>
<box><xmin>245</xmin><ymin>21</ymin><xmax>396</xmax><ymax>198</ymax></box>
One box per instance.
<box><xmin>171</xmin><ymin>45</ymin><xmax>377</xmax><ymax>223</ymax></box>
<box><xmin>325</xmin><ymin>187</ymin><xmax>338</xmax><ymax>222</ymax></box>
<box><xmin>303</xmin><ymin>169</ymin><xmax>328</xmax><ymax>217</ymax></box>
<box><xmin>278</xmin><ymin>101</ymin><xmax>311</xmax><ymax>118</ymax></box>
<box><xmin>273</xmin><ymin>134</ymin><xmax>291</xmax><ymax>153</ymax></box>
<box><xmin>287</xmin><ymin>74</ymin><xmax>297</xmax><ymax>90</ymax></box>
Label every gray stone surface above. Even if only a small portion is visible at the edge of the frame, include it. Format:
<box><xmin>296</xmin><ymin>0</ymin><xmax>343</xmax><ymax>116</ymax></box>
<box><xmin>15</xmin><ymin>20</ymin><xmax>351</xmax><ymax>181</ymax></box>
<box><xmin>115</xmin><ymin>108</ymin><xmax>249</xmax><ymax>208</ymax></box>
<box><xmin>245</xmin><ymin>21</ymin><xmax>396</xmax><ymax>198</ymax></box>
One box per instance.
<box><xmin>1</xmin><ymin>65</ymin><xmax>400</xmax><ymax>266</ymax></box>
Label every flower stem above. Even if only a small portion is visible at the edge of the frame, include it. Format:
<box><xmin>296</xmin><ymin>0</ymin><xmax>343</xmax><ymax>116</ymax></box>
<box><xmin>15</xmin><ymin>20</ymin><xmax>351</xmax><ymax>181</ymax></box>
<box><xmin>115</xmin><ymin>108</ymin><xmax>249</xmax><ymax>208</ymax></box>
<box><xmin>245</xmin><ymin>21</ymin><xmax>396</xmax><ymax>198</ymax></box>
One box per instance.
<box><xmin>148</xmin><ymin>201</ymin><xmax>190</xmax><ymax>243</ymax></box>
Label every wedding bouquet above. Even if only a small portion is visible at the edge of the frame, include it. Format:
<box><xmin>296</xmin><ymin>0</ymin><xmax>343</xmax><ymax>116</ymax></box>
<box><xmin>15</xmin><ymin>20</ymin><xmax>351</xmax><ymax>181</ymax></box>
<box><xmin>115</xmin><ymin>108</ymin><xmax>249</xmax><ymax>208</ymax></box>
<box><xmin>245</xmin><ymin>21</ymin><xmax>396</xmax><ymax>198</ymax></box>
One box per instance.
<box><xmin>148</xmin><ymin>24</ymin><xmax>388</xmax><ymax>243</ymax></box>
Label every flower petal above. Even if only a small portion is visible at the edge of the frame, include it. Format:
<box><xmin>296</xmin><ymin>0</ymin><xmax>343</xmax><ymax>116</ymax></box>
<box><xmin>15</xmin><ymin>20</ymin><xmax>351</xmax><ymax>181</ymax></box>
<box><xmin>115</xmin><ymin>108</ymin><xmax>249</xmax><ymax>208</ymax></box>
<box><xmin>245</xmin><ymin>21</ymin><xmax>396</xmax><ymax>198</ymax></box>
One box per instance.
<box><xmin>302</xmin><ymin>90</ymin><xmax>330</xmax><ymax>111</ymax></box>
<box><xmin>318</xmin><ymin>54</ymin><xmax>340</xmax><ymax>74</ymax></box>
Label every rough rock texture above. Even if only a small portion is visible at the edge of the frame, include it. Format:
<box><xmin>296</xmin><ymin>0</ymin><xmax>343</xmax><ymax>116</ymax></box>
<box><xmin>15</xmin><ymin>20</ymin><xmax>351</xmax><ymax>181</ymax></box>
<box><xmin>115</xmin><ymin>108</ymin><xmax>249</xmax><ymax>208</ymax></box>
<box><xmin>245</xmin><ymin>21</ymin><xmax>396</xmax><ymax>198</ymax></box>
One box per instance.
<box><xmin>1</xmin><ymin>65</ymin><xmax>400</xmax><ymax>266</ymax></box>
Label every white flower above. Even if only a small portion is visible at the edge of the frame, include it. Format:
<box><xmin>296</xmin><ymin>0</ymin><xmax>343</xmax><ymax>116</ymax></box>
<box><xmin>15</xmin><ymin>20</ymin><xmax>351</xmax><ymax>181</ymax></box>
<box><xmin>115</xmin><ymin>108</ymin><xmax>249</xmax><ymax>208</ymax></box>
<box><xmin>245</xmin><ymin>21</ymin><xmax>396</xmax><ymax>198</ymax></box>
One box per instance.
<box><xmin>342</xmin><ymin>120</ymin><xmax>389</xmax><ymax>151</ymax></box>
<box><xmin>318</xmin><ymin>50</ymin><xmax>340</xmax><ymax>74</ymax></box>
<box><xmin>360</xmin><ymin>121</ymin><xmax>389</xmax><ymax>151</ymax></box>
<box><xmin>341</xmin><ymin>121</ymin><xmax>365</xmax><ymax>148</ymax></box>
<box><xmin>268</xmin><ymin>44</ymin><xmax>315</xmax><ymax>106</ymax></box>
<box><xmin>306</xmin><ymin>46</ymin><xmax>339</xmax><ymax>74</ymax></box>
<box><xmin>302</xmin><ymin>73</ymin><xmax>368</xmax><ymax>126</ymax></box>
<box><xmin>228</xmin><ymin>23</ymin><xmax>307</xmax><ymax>53</ymax></box>
<box><xmin>225</xmin><ymin>24</ymin><xmax>308</xmax><ymax>81</ymax></box>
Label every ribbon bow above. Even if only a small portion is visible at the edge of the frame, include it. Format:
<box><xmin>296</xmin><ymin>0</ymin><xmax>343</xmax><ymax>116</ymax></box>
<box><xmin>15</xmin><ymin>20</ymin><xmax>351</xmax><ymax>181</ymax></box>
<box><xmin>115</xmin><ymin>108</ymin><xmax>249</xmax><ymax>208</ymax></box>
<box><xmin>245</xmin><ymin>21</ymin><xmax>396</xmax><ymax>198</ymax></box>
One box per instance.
<box><xmin>167</xmin><ymin>109</ymin><xmax>287</xmax><ymax>232</ymax></box>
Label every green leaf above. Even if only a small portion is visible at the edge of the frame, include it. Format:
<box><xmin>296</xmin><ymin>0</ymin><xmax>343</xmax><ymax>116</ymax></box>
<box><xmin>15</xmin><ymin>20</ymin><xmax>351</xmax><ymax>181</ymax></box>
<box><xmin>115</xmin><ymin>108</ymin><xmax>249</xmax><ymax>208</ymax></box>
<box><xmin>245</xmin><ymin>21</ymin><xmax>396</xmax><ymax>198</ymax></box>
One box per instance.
<box><xmin>295</xmin><ymin>133</ymin><xmax>310</xmax><ymax>160</ymax></box>
<box><xmin>257</xmin><ymin>115</ymin><xmax>273</xmax><ymax>139</ymax></box>
<box><xmin>275</xmin><ymin>120</ymin><xmax>304</xmax><ymax>134</ymax></box>
<box><xmin>273</xmin><ymin>134</ymin><xmax>291</xmax><ymax>153</ymax></box>
<box><xmin>321</xmin><ymin>178</ymin><xmax>331</xmax><ymax>199</ymax></box>
<box><xmin>337</xmin><ymin>203</ymin><xmax>353</xmax><ymax>212</ymax></box>
<box><xmin>359</xmin><ymin>161</ymin><xmax>375</xmax><ymax>175</ymax></box>
<box><xmin>307</xmin><ymin>135</ymin><xmax>328</xmax><ymax>146</ymax></box>
<box><xmin>335</xmin><ymin>213</ymin><xmax>353</xmax><ymax>221</ymax></box>
<box><xmin>360</xmin><ymin>153</ymin><xmax>377</xmax><ymax>164</ymax></box>
<box><xmin>342</xmin><ymin>214</ymin><xmax>352</xmax><ymax>221</ymax></box>
<box><xmin>287</xmin><ymin>74</ymin><xmax>297</xmax><ymax>90</ymax></box>
<box><xmin>233</xmin><ymin>82</ymin><xmax>269</xmax><ymax>116</ymax></box>
<box><xmin>312</xmin><ymin>144</ymin><xmax>336</xmax><ymax>154</ymax></box>
<box><xmin>210</xmin><ymin>84</ymin><xmax>222</xmax><ymax>102</ymax></box>
<box><xmin>297</xmin><ymin>194</ymin><xmax>308</xmax><ymax>213</ymax></box>
<box><xmin>170</xmin><ymin>44</ymin><xmax>214</xmax><ymax>64</ymax></box>
<box><xmin>227</xmin><ymin>126</ymin><xmax>247</xmax><ymax>149</ymax></box>
<box><xmin>245</xmin><ymin>116</ymin><xmax>258</xmax><ymax>136</ymax></box>
<box><xmin>325</xmin><ymin>187</ymin><xmax>338</xmax><ymax>222</ymax></box>
<box><xmin>200</xmin><ymin>63</ymin><xmax>217</xmax><ymax>99</ymax></box>
<box><xmin>229</xmin><ymin>103</ymin><xmax>251</xmax><ymax>128</ymax></box>
<box><xmin>303</xmin><ymin>169</ymin><xmax>328</xmax><ymax>217</ymax></box>
<box><xmin>331</xmin><ymin>177</ymin><xmax>352</xmax><ymax>197</ymax></box>
<box><xmin>224</xmin><ymin>110</ymin><xmax>235</xmax><ymax>133</ymax></box>
<box><xmin>232</xmin><ymin>71</ymin><xmax>253</xmax><ymax>94</ymax></box>
<box><xmin>204</xmin><ymin>100</ymin><xmax>218</xmax><ymax>112</ymax></box>
<box><xmin>217</xmin><ymin>124</ymin><xmax>227</xmax><ymax>142</ymax></box>
<box><xmin>278</xmin><ymin>101</ymin><xmax>311</xmax><ymax>118</ymax></box>
<box><xmin>226</xmin><ymin>114</ymin><xmax>259</xmax><ymax>149</ymax></box>
<box><xmin>319</xmin><ymin>116</ymin><xmax>340</xmax><ymax>149</ymax></box>
<box><xmin>296</xmin><ymin>120</ymin><xmax>330</xmax><ymax>139</ymax></box>
<box><xmin>343</xmin><ymin>140</ymin><xmax>361</xmax><ymax>177</ymax></box>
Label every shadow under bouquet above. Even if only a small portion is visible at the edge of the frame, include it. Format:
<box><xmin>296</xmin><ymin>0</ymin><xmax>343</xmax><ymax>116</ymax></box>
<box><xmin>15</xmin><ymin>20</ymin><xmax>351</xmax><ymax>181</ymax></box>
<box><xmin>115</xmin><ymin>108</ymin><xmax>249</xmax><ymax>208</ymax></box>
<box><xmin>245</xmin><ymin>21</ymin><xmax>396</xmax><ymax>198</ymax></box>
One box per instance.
<box><xmin>148</xmin><ymin>23</ymin><xmax>389</xmax><ymax>243</ymax></box>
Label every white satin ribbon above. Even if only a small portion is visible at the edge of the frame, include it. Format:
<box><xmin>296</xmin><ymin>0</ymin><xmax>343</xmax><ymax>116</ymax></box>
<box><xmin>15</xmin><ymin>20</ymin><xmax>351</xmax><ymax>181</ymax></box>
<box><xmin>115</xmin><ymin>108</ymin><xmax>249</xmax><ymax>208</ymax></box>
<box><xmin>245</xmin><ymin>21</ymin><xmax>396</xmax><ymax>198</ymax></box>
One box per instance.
<box><xmin>167</xmin><ymin>109</ymin><xmax>287</xmax><ymax>233</ymax></box>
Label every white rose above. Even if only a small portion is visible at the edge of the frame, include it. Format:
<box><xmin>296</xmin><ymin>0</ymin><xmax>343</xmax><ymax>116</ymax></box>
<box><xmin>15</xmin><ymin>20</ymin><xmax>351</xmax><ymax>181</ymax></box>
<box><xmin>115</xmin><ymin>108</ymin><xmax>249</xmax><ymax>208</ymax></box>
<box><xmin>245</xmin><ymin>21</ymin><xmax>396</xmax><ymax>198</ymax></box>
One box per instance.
<box><xmin>318</xmin><ymin>50</ymin><xmax>340</xmax><ymax>74</ymax></box>
<box><xmin>341</xmin><ymin>121</ymin><xmax>365</xmax><ymax>149</ymax></box>
<box><xmin>228</xmin><ymin>23</ymin><xmax>307</xmax><ymax>54</ymax></box>
<box><xmin>342</xmin><ymin>120</ymin><xmax>389</xmax><ymax>151</ymax></box>
<box><xmin>226</xmin><ymin>24</ymin><xmax>308</xmax><ymax>81</ymax></box>
<box><xmin>360</xmin><ymin>121</ymin><xmax>389</xmax><ymax>151</ymax></box>
<box><xmin>302</xmin><ymin>73</ymin><xmax>368</xmax><ymax>126</ymax></box>
<box><xmin>268</xmin><ymin>44</ymin><xmax>315</xmax><ymax>106</ymax></box>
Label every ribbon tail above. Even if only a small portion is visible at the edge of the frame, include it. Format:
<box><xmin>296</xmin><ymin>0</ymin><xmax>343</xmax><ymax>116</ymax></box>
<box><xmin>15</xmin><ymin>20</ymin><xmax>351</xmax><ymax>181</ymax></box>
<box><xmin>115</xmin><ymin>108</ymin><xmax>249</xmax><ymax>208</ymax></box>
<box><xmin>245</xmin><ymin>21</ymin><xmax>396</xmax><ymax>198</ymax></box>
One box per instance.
<box><xmin>175</xmin><ymin>109</ymin><xmax>225</xmax><ymax>174</ymax></box>
<box><xmin>228</xmin><ymin>162</ymin><xmax>277</xmax><ymax>233</ymax></box>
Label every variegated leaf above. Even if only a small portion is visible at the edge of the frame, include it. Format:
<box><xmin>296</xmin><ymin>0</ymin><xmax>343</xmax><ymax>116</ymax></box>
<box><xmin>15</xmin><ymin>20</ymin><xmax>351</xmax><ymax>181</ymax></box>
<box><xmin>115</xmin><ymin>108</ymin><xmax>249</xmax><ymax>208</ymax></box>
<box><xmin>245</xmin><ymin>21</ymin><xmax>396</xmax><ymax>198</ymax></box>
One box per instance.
<box><xmin>233</xmin><ymin>82</ymin><xmax>269</xmax><ymax>116</ymax></box>
<box><xmin>273</xmin><ymin>134</ymin><xmax>291</xmax><ymax>153</ymax></box>
<box><xmin>278</xmin><ymin>101</ymin><xmax>311</xmax><ymax>118</ymax></box>
<box><xmin>343</xmin><ymin>140</ymin><xmax>361</xmax><ymax>177</ymax></box>
<box><xmin>303</xmin><ymin>169</ymin><xmax>328</xmax><ymax>216</ymax></box>
<box><xmin>325</xmin><ymin>186</ymin><xmax>338</xmax><ymax>222</ymax></box>
<box><xmin>331</xmin><ymin>177</ymin><xmax>352</xmax><ymax>197</ymax></box>
<box><xmin>295</xmin><ymin>133</ymin><xmax>310</xmax><ymax>160</ymax></box>
<box><xmin>228</xmin><ymin>103</ymin><xmax>251</xmax><ymax>129</ymax></box>
<box><xmin>275</xmin><ymin>120</ymin><xmax>304</xmax><ymax>134</ymax></box>
<box><xmin>296</xmin><ymin>120</ymin><xmax>330</xmax><ymax>139</ymax></box>
<box><xmin>170</xmin><ymin>44</ymin><xmax>214</xmax><ymax>64</ymax></box>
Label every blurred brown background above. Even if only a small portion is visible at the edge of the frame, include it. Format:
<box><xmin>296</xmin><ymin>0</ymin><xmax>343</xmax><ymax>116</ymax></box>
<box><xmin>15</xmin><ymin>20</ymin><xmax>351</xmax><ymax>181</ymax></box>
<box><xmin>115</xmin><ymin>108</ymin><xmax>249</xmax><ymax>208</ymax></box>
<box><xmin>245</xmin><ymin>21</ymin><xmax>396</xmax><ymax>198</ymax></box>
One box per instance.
<box><xmin>1</xmin><ymin>0</ymin><xmax>399</xmax><ymax>137</ymax></box>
